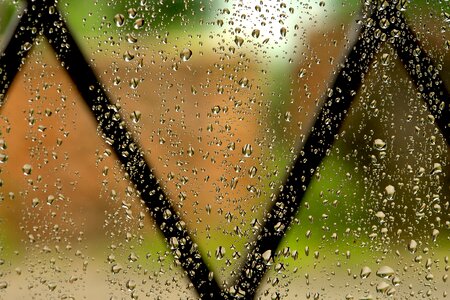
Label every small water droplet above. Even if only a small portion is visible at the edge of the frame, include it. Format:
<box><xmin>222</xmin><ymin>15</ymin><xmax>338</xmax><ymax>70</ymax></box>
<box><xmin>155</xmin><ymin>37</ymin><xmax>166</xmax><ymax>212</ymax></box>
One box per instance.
<box><xmin>381</xmin><ymin>53</ymin><xmax>390</xmax><ymax>66</ymax></box>
<box><xmin>252</xmin><ymin>29</ymin><xmax>260</xmax><ymax>38</ymax></box>
<box><xmin>22</xmin><ymin>164</ymin><xmax>32</xmax><ymax>175</ymax></box>
<box><xmin>215</xmin><ymin>246</ymin><xmax>225</xmax><ymax>260</ymax></box>
<box><xmin>123</xmin><ymin>51</ymin><xmax>135</xmax><ymax>62</ymax></box>
<box><xmin>180</xmin><ymin>48</ymin><xmax>192</xmax><ymax>61</ymax></box>
<box><xmin>0</xmin><ymin>139</ymin><xmax>7</xmax><ymax>150</ymax></box>
<box><xmin>126</xmin><ymin>279</ymin><xmax>136</xmax><ymax>290</ymax></box>
<box><xmin>130</xmin><ymin>110</ymin><xmax>141</xmax><ymax>123</ymax></box>
<box><xmin>407</xmin><ymin>240</ymin><xmax>417</xmax><ymax>253</ymax></box>
<box><xmin>129</xmin><ymin>78</ymin><xmax>139</xmax><ymax>89</ymax></box>
<box><xmin>248</xmin><ymin>166</ymin><xmax>257</xmax><ymax>178</ymax></box>
<box><xmin>211</xmin><ymin>105</ymin><xmax>221</xmax><ymax>114</ymax></box>
<box><xmin>126</xmin><ymin>33</ymin><xmax>138</xmax><ymax>44</ymax></box>
<box><xmin>128</xmin><ymin>8</ymin><xmax>137</xmax><ymax>19</ymax></box>
<box><xmin>385</xmin><ymin>185</ymin><xmax>395</xmax><ymax>200</ymax></box>
<box><xmin>31</xmin><ymin>198</ymin><xmax>39</xmax><ymax>208</ymax></box>
<box><xmin>111</xmin><ymin>264</ymin><xmax>122</xmax><ymax>274</ymax></box>
<box><xmin>242</xmin><ymin>144</ymin><xmax>253</xmax><ymax>157</ymax></box>
<box><xmin>238</xmin><ymin>77</ymin><xmax>249</xmax><ymax>88</ymax></box>
<box><xmin>262</xmin><ymin>249</ymin><xmax>272</xmax><ymax>263</ymax></box>
<box><xmin>23</xmin><ymin>42</ymin><xmax>32</xmax><ymax>51</ymax></box>
<box><xmin>280</xmin><ymin>27</ymin><xmax>287</xmax><ymax>37</ymax></box>
<box><xmin>187</xmin><ymin>145</ymin><xmax>195</xmax><ymax>157</ymax></box>
<box><xmin>431</xmin><ymin>162</ymin><xmax>442</xmax><ymax>175</ymax></box>
<box><xmin>234</xmin><ymin>36</ymin><xmax>244</xmax><ymax>47</ymax></box>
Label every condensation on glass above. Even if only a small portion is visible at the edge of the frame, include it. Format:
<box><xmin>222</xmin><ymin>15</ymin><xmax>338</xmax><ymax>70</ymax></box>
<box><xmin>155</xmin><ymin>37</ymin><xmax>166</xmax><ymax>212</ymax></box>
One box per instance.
<box><xmin>0</xmin><ymin>0</ymin><xmax>448</xmax><ymax>299</ymax></box>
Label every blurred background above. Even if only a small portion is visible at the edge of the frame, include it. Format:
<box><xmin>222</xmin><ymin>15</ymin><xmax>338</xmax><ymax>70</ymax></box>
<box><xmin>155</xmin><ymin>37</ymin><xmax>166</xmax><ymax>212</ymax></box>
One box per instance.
<box><xmin>0</xmin><ymin>0</ymin><xmax>449</xmax><ymax>299</ymax></box>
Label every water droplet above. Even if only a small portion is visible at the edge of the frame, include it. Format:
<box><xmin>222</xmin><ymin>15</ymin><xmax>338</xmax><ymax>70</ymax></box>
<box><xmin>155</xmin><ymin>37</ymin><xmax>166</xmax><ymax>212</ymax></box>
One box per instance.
<box><xmin>375</xmin><ymin>211</ymin><xmax>385</xmax><ymax>219</ymax></box>
<box><xmin>0</xmin><ymin>281</ymin><xmax>8</xmax><ymax>289</ymax></box>
<box><xmin>280</xmin><ymin>27</ymin><xmax>287</xmax><ymax>37</ymax></box>
<box><xmin>211</xmin><ymin>105</ymin><xmax>221</xmax><ymax>114</ymax></box>
<box><xmin>248</xmin><ymin>166</ymin><xmax>257</xmax><ymax>178</ymax></box>
<box><xmin>128</xmin><ymin>8</ymin><xmax>137</xmax><ymax>19</ymax></box>
<box><xmin>126</xmin><ymin>252</ymin><xmax>137</xmax><ymax>263</ymax></box>
<box><xmin>187</xmin><ymin>146</ymin><xmax>195</xmax><ymax>157</ymax></box>
<box><xmin>252</xmin><ymin>29</ymin><xmax>260</xmax><ymax>38</ymax></box>
<box><xmin>31</xmin><ymin>198</ymin><xmax>39</xmax><ymax>208</ymax></box>
<box><xmin>376</xmin><ymin>281</ymin><xmax>390</xmax><ymax>293</ymax></box>
<box><xmin>113</xmin><ymin>76</ymin><xmax>121</xmax><ymax>85</ymax></box>
<box><xmin>133</xmin><ymin>18</ymin><xmax>144</xmax><ymax>29</ymax></box>
<box><xmin>262</xmin><ymin>249</ymin><xmax>272</xmax><ymax>263</ymax></box>
<box><xmin>242</xmin><ymin>144</ymin><xmax>253</xmax><ymax>157</ymax></box>
<box><xmin>380</xmin><ymin>18</ymin><xmax>390</xmax><ymax>29</ymax></box>
<box><xmin>0</xmin><ymin>139</ymin><xmax>7</xmax><ymax>150</ymax></box>
<box><xmin>130</xmin><ymin>110</ymin><xmax>141</xmax><ymax>123</ymax></box>
<box><xmin>23</xmin><ymin>42</ymin><xmax>32</xmax><ymax>51</ymax></box>
<box><xmin>373</xmin><ymin>139</ymin><xmax>386</xmax><ymax>151</ymax></box>
<box><xmin>126</xmin><ymin>279</ymin><xmax>136</xmax><ymax>290</ymax></box>
<box><xmin>234</xmin><ymin>36</ymin><xmax>244</xmax><ymax>47</ymax></box>
<box><xmin>443</xmin><ymin>12</ymin><xmax>450</xmax><ymax>23</ymax></box>
<box><xmin>360</xmin><ymin>266</ymin><xmax>372</xmax><ymax>279</ymax></box>
<box><xmin>180</xmin><ymin>48</ymin><xmax>192</xmax><ymax>61</ymax></box>
<box><xmin>111</xmin><ymin>264</ymin><xmax>122</xmax><ymax>274</ymax></box>
<box><xmin>215</xmin><ymin>246</ymin><xmax>225</xmax><ymax>260</ymax></box>
<box><xmin>431</xmin><ymin>162</ymin><xmax>442</xmax><ymax>175</ymax></box>
<box><xmin>129</xmin><ymin>78</ymin><xmax>139</xmax><ymax>89</ymax></box>
<box><xmin>298</xmin><ymin>68</ymin><xmax>307</xmax><ymax>78</ymax></box>
<box><xmin>408</xmin><ymin>240</ymin><xmax>417</xmax><ymax>253</ymax></box>
<box><xmin>385</xmin><ymin>185</ymin><xmax>395</xmax><ymax>200</ymax></box>
<box><xmin>381</xmin><ymin>53</ymin><xmax>390</xmax><ymax>66</ymax></box>
<box><xmin>114</xmin><ymin>14</ymin><xmax>125</xmax><ymax>27</ymax></box>
<box><xmin>376</xmin><ymin>266</ymin><xmax>395</xmax><ymax>278</ymax></box>
<box><xmin>238</xmin><ymin>77</ymin><xmax>249</xmax><ymax>88</ymax></box>
<box><xmin>126</xmin><ymin>33</ymin><xmax>138</xmax><ymax>44</ymax></box>
<box><xmin>123</xmin><ymin>50</ymin><xmax>135</xmax><ymax>62</ymax></box>
<box><xmin>22</xmin><ymin>164</ymin><xmax>32</xmax><ymax>175</ymax></box>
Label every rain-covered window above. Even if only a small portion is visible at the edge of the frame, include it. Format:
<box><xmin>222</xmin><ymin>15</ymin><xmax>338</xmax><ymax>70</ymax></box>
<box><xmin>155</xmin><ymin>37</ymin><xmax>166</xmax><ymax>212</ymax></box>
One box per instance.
<box><xmin>0</xmin><ymin>0</ymin><xmax>448</xmax><ymax>299</ymax></box>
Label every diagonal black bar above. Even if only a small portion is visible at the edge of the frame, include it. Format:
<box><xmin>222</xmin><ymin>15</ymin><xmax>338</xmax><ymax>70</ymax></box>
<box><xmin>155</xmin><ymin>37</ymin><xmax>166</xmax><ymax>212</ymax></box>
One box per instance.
<box><xmin>0</xmin><ymin>2</ymin><xmax>224</xmax><ymax>299</ymax></box>
<box><xmin>231</xmin><ymin>4</ymin><xmax>450</xmax><ymax>298</ymax></box>
<box><xmin>0</xmin><ymin>7</ymin><xmax>37</xmax><ymax>103</ymax></box>
<box><xmin>391</xmin><ymin>13</ymin><xmax>450</xmax><ymax>145</ymax></box>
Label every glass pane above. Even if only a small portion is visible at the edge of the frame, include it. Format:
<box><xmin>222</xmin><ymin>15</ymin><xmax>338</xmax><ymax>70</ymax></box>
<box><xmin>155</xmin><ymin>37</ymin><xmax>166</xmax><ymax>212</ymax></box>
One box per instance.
<box><xmin>0</xmin><ymin>0</ymin><xmax>448</xmax><ymax>298</ymax></box>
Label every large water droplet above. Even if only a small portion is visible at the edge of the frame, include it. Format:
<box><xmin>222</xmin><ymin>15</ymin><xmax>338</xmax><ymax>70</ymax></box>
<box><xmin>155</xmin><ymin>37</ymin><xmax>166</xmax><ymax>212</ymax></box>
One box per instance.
<box><xmin>373</xmin><ymin>139</ymin><xmax>386</xmax><ymax>151</ymax></box>
<box><xmin>114</xmin><ymin>14</ymin><xmax>125</xmax><ymax>27</ymax></box>
<box><xmin>376</xmin><ymin>266</ymin><xmax>395</xmax><ymax>278</ymax></box>
<box><xmin>133</xmin><ymin>18</ymin><xmax>144</xmax><ymax>29</ymax></box>
<box><xmin>360</xmin><ymin>266</ymin><xmax>372</xmax><ymax>279</ymax></box>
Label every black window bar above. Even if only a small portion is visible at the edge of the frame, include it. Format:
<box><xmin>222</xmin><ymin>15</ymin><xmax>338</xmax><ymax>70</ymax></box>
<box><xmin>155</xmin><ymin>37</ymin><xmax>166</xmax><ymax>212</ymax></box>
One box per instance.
<box><xmin>0</xmin><ymin>1</ymin><xmax>448</xmax><ymax>299</ymax></box>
